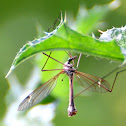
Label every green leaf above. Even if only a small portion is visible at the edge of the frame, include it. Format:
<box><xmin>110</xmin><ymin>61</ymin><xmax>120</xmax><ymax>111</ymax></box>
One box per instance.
<box><xmin>6</xmin><ymin>3</ymin><xmax>125</xmax><ymax>78</ymax></box>
<box><xmin>98</xmin><ymin>25</ymin><xmax>126</xmax><ymax>65</ymax></box>
<box><xmin>5</xmin><ymin>19</ymin><xmax>124</xmax><ymax>78</ymax></box>
<box><xmin>99</xmin><ymin>26</ymin><xmax>126</xmax><ymax>48</ymax></box>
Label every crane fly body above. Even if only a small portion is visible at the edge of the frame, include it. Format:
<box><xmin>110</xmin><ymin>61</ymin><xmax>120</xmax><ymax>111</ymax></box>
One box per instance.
<box><xmin>18</xmin><ymin>52</ymin><xmax>118</xmax><ymax>117</ymax></box>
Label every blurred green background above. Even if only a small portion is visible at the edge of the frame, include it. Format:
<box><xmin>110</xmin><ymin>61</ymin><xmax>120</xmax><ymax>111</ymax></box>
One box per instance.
<box><xmin>1</xmin><ymin>0</ymin><xmax>126</xmax><ymax>126</ymax></box>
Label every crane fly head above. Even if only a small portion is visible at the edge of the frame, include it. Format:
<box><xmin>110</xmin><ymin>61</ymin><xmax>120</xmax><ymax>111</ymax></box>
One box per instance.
<box><xmin>68</xmin><ymin>56</ymin><xmax>77</xmax><ymax>63</ymax></box>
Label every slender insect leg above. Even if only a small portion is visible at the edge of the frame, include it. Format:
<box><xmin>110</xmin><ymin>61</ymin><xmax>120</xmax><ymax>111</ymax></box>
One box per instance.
<box><xmin>42</xmin><ymin>52</ymin><xmax>65</xmax><ymax>65</ymax></box>
<box><xmin>42</xmin><ymin>68</ymin><xmax>73</xmax><ymax>72</ymax></box>
<box><xmin>76</xmin><ymin>53</ymin><xmax>82</xmax><ymax>70</ymax></box>
<box><xmin>48</xmin><ymin>12</ymin><xmax>61</xmax><ymax>32</ymax></box>
<box><xmin>42</xmin><ymin>69</ymin><xmax>65</xmax><ymax>72</ymax></box>
<box><xmin>74</xmin><ymin>68</ymin><xmax>126</xmax><ymax>97</ymax></box>
<box><xmin>74</xmin><ymin>84</ymin><xmax>95</xmax><ymax>98</ymax></box>
<box><xmin>41</xmin><ymin>12</ymin><xmax>62</xmax><ymax>72</ymax></box>
<box><xmin>107</xmin><ymin>68</ymin><xmax>126</xmax><ymax>92</ymax></box>
<box><xmin>53</xmin><ymin>12</ymin><xmax>61</xmax><ymax>29</ymax></box>
<box><xmin>102</xmin><ymin>67</ymin><xmax>120</xmax><ymax>79</ymax></box>
<box><xmin>41</xmin><ymin>12</ymin><xmax>64</xmax><ymax>71</ymax></box>
<box><xmin>41</xmin><ymin>51</ymin><xmax>52</xmax><ymax>71</ymax></box>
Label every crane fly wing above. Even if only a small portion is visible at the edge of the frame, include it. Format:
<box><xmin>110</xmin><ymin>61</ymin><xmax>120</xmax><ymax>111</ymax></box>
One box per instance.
<box><xmin>18</xmin><ymin>71</ymin><xmax>64</xmax><ymax>111</ymax></box>
<box><xmin>75</xmin><ymin>71</ymin><xmax>110</xmax><ymax>94</ymax></box>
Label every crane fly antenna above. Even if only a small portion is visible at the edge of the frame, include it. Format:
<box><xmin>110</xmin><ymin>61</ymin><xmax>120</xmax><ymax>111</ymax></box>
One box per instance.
<box><xmin>64</xmin><ymin>51</ymin><xmax>70</xmax><ymax>56</ymax></box>
<box><xmin>69</xmin><ymin>51</ymin><xmax>72</xmax><ymax>58</ymax></box>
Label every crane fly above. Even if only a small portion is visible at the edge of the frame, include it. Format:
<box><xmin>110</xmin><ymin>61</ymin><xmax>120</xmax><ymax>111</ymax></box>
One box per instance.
<box><xmin>18</xmin><ymin>52</ymin><xmax>121</xmax><ymax>117</ymax></box>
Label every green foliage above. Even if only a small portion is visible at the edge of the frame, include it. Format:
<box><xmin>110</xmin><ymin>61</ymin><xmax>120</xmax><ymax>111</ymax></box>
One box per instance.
<box><xmin>5</xmin><ymin>4</ymin><xmax>126</xmax><ymax>113</ymax></box>
<box><xmin>5</xmin><ymin>3</ymin><xmax>126</xmax><ymax>113</ymax></box>
<box><xmin>5</xmin><ymin>10</ymin><xmax>125</xmax><ymax>78</ymax></box>
<box><xmin>2</xmin><ymin>0</ymin><xmax>126</xmax><ymax>125</ymax></box>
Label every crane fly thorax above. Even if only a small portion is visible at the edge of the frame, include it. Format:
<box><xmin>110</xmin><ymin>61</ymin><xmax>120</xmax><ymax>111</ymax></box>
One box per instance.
<box><xmin>63</xmin><ymin>61</ymin><xmax>76</xmax><ymax>76</ymax></box>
